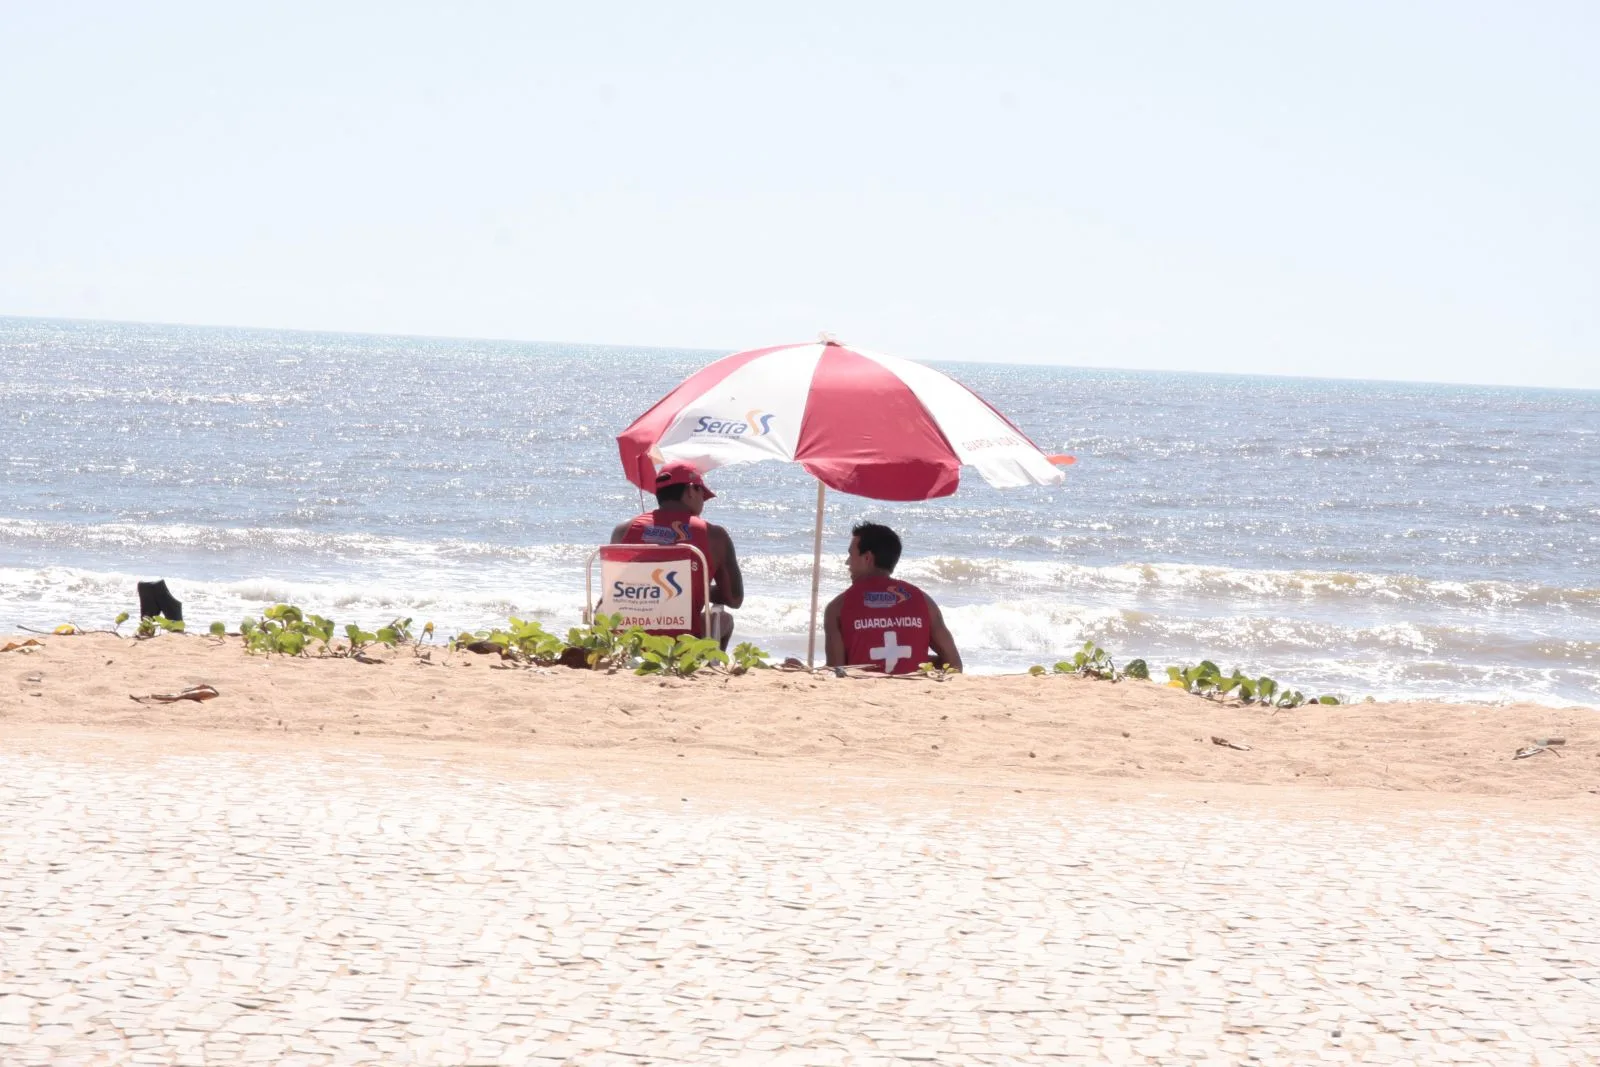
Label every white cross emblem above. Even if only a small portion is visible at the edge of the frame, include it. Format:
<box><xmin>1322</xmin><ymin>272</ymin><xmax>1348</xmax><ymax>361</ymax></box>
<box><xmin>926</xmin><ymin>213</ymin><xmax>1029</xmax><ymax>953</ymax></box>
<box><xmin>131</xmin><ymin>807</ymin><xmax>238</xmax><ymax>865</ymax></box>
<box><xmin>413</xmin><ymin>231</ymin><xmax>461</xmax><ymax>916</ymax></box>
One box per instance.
<box><xmin>869</xmin><ymin>630</ymin><xmax>911</xmax><ymax>673</ymax></box>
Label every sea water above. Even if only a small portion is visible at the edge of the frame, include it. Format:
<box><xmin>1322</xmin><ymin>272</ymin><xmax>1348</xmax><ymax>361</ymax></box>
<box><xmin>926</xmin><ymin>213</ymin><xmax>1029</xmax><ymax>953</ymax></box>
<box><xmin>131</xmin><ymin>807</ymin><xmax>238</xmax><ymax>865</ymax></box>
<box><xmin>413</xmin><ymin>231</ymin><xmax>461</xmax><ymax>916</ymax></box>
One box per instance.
<box><xmin>2</xmin><ymin>317</ymin><xmax>1596</xmax><ymax>705</ymax></box>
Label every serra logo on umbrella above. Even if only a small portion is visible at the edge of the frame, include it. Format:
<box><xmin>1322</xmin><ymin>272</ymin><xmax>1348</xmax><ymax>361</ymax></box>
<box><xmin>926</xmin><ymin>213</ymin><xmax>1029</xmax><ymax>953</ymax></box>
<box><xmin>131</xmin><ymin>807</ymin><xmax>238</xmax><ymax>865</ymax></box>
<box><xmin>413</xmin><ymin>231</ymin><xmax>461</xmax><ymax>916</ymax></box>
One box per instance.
<box><xmin>617</xmin><ymin>338</ymin><xmax>1074</xmax><ymax>664</ymax></box>
<box><xmin>692</xmin><ymin>409</ymin><xmax>776</xmax><ymax>437</ymax></box>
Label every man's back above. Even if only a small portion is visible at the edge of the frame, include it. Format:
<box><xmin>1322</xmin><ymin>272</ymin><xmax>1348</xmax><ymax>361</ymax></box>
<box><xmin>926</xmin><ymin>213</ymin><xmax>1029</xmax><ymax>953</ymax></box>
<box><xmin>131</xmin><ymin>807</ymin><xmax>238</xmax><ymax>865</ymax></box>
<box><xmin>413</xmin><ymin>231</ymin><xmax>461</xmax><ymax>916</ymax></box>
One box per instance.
<box><xmin>832</xmin><ymin>574</ymin><xmax>933</xmax><ymax>674</ymax></box>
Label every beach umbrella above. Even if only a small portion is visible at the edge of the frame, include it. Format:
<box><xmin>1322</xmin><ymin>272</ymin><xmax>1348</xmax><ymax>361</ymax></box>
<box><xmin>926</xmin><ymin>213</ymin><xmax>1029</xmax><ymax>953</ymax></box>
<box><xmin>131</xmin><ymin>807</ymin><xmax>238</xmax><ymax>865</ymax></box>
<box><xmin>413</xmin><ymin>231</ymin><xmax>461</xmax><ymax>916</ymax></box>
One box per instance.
<box><xmin>616</xmin><ymin>339</ymin><xmax>1074</xmax><ymax>663</ymax></box>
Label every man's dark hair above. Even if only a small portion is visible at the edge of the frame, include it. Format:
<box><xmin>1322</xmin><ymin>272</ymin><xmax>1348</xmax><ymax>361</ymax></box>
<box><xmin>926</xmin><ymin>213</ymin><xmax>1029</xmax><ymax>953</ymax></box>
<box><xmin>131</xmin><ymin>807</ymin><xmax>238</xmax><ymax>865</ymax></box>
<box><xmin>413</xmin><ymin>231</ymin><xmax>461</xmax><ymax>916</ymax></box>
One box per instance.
<box><xmin>654</xmin><ymin>483</ymin><xmax>689</xmax><ymax>506</ymax></box>
<box><xmin>852</xmin><ymin>522</ymin><xmax>902</xmax><ymax>573</ymax></box>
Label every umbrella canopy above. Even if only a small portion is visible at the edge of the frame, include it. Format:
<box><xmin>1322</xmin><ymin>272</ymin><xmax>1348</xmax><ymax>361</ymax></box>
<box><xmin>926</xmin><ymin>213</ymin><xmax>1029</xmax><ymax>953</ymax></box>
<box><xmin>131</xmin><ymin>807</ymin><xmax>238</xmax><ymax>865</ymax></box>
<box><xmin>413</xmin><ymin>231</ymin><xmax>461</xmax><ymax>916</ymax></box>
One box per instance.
<box><xmin>617</xmin><ymin>340</ymin><xmax>1066</xmax><ymax>501</ymax></box>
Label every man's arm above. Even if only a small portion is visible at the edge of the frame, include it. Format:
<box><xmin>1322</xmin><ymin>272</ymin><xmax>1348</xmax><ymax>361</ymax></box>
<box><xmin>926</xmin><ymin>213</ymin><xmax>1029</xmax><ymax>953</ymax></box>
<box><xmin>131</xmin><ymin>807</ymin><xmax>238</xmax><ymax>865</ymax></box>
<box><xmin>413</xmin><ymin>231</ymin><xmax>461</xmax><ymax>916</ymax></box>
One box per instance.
<box><xmin>926</xmin><ymin>597</ymin><xmax>962</xmax><ymax>672</ymax></box>
<box><xmin>823</xmin><ymin>594</ymin><xmax>846</xmax><ymax>667</ymax></box>
<box><xmin>609</xmin><ymin>521</ymin><xmax>631</xmax><ymax>544</ymax></box>
<box><xmin>707</xmin><ymin>524</ymin><xmax>744</xmax><ymax>609</ymax></box>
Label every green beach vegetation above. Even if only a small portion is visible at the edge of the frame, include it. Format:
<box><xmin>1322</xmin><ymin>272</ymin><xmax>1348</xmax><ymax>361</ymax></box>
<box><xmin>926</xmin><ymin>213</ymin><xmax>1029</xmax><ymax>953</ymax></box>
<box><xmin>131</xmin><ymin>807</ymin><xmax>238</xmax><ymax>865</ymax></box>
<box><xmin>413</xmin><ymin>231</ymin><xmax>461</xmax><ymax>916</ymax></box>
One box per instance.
<box><xmin>1025</xmin><ymin>643</ymin><xmax>1344</xmax><ymax>706</ymax></box>
<box><xmin>1162</xmin><ymin>660</ymin><xmax>1343</xmax><ymax>707</ymax></box>
<box><xmin>452</xmin><ymin>612</ymin><xmax>744</xmax><ymax>676</ymax></box>
<box><xmin>70</xmin><ymin>605</ymin><xmax>1347</xmax><ymax>699</ymax></box>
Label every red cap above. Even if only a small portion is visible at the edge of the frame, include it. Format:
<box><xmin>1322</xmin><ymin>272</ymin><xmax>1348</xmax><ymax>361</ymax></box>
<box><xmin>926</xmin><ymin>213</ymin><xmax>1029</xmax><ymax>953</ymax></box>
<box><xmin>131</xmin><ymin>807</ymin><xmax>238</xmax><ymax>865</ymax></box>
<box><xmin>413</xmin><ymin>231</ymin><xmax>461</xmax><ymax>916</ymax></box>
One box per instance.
<box><xmin>653</xmin><ymin>460</ymin><xmax>715</xmax><ymax>499</ymax></box>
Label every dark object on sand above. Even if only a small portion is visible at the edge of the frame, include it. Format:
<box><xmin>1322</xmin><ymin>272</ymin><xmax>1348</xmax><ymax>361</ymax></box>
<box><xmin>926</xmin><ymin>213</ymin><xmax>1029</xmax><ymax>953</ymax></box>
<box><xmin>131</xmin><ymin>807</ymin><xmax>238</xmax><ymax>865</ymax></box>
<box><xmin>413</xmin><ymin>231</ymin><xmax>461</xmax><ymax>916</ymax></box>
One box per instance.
<box><xmin>136</xmin><ymin>579</ymin><xmax>183</xmax><ymax>622</ymax></box>
<box><xmin>130</xmin><ymin>683</ymin><xmax>219</xmax><ymax>704</ymax></box>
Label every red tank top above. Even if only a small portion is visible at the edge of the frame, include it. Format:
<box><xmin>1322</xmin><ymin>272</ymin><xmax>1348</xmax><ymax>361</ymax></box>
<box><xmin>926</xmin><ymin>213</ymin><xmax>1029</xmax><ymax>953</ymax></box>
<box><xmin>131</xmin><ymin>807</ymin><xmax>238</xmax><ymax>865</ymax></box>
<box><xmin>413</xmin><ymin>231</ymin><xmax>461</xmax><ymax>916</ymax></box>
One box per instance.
<box><xmin>837</xmin><ymin>575</ymin><xmax>932</xmax><ymax>675</ymax></box>
<box><xmin>619</xmin><ymin>510</ymin><xmax>721</xmax><ymax>574</ymax></box>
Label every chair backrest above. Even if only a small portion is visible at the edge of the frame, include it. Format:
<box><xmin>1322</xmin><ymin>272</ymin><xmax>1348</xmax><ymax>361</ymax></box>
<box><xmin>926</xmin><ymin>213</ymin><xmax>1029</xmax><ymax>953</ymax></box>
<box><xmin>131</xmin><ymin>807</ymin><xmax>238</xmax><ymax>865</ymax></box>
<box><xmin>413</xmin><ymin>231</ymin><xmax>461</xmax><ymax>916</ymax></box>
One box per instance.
<box><xmin>585</xmin><ymin>542</ymin><xmax>712</xmax><ymax>638</ymax></box>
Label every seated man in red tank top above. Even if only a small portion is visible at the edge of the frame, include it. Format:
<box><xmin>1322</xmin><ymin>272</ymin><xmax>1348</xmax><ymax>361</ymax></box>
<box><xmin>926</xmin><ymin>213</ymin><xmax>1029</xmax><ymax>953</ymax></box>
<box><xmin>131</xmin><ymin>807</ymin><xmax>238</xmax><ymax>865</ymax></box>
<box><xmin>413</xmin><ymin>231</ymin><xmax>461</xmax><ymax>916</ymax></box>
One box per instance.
<box><xmin>823</xmin><ymin>522</ymin><xmax>961</xmax><ymax>674</ymax></box>
<box><xmin>611</xmin><ymin>461</ymin><xmax>744</xmax><ymax>649</ymax></box>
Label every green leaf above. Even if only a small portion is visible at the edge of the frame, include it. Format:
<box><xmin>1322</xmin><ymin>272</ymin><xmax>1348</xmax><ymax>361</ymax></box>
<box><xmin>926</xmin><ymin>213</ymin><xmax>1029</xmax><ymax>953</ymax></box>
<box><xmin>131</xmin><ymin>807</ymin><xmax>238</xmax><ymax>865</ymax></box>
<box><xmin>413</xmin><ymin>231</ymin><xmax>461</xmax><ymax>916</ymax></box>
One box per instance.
<box><xmin>114</xmin><ymin>611</ymin><xmax>130</xmax><ymax>626</ymax></box>
<box><xmin>1028</xmin><ymin>665</ymin><xmax>1045</xmax><ymax>676</ymax></box>
<box><xmin>209</xmin><ymin>621</ymin><xmax>226</xmax><ymax>636</ymax></box>
<box><xmin>731</xmin><ymin>642</ymin><xmax>770</xmax><ymax>671</ymax></box>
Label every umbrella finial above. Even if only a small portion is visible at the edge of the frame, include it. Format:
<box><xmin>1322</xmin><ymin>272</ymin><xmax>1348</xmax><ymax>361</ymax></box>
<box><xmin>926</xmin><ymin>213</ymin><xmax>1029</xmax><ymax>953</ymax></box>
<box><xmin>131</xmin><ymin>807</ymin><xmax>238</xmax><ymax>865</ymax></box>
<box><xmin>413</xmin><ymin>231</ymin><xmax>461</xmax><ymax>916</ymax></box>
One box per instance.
<box><xmin>818</xmin><ymin>331</ymin><xmax>838</xmax><ymax>345</ymax></box>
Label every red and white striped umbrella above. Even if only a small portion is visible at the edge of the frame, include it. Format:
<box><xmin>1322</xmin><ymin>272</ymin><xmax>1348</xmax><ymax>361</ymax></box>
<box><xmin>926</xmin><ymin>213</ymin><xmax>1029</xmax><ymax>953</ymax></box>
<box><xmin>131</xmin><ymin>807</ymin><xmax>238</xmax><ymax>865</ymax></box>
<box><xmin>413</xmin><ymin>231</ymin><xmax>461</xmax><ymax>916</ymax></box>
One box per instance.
<box><xmin>616</xmin><ymin>339</ymin><xmax>1073</xmax><ymax>664</ymax></box>
<box><xmin>618</xmin><ymin>340</ymin><xmax>1069</xmax><ymax>500</ymax></box>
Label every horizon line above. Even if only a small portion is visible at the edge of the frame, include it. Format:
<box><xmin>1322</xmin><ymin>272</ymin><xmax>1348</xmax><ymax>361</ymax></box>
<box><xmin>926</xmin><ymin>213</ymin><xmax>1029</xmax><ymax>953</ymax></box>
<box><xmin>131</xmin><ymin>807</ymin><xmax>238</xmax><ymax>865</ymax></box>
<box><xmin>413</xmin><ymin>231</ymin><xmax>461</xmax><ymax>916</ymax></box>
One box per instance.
<box><xmin>3</xmin><ymin>311</ymin><xmax>1595</xmax><ymax>395</ymax></box>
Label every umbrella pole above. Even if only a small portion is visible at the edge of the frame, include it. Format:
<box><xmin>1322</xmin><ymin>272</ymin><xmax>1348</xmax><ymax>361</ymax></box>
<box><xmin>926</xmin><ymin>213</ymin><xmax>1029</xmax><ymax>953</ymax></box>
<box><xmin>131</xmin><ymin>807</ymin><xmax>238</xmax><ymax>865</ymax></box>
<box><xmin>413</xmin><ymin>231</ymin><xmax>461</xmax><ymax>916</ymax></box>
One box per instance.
<box><xmin>805</xmin><ymin>480</ymin><xmax>826</xmax><ymax>668</ymax></box>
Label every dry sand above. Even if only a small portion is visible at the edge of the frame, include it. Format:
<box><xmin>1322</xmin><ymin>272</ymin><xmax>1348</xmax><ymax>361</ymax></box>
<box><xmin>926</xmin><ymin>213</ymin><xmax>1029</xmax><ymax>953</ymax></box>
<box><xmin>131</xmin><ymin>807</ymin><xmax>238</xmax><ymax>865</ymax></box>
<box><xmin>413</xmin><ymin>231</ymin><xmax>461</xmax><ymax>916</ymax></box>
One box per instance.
<box><xmin>3</xmin><ymin>631</ymin><xmax>1595</xmax><ymax>803</ymax></box>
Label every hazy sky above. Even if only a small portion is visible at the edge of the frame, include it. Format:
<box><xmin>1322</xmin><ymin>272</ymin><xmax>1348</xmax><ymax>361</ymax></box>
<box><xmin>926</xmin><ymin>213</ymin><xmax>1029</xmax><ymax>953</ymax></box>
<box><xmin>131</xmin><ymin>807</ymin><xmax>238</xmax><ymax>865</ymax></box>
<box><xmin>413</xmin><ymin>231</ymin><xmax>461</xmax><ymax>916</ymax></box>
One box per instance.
<box><xmin>2</xmin><ymin>2</ymin><xmax>1596</xmax><ymax>387</ymax></box>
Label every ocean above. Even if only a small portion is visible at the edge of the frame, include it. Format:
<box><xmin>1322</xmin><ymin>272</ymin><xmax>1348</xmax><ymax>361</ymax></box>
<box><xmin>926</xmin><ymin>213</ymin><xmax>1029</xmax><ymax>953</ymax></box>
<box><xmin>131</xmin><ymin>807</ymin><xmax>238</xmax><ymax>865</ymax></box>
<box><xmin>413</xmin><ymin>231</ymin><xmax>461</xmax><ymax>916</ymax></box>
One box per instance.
<box><xmin>2</xmin><ymin>316</ymin><xmax>1596</xmax><ymax>706</ymax></box>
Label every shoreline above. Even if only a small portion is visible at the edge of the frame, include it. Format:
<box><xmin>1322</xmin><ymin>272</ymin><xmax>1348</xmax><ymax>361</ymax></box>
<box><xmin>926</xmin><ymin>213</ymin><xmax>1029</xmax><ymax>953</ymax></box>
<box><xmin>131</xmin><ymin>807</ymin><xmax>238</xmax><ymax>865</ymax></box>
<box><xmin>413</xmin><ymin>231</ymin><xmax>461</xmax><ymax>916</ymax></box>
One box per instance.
<box><xmin>4</xmin><ymin>633</ymin><xmax>1596</xmax><ymax>803</ymax></box>
<box><xmin>5</xmin><ymin>551</ymin><xmax>1598</xmax><ymax>709</ymax></box>
<box><xmin>3</xmin><ymin>614</ymin><xmax>1593</xmax><ymax>710</ymax></box>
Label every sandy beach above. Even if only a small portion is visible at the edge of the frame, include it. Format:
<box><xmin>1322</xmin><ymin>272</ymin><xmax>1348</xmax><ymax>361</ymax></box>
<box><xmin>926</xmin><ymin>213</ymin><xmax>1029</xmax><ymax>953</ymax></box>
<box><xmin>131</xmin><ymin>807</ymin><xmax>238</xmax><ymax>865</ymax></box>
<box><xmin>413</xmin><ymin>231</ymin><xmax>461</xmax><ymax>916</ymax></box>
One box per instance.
<box><xmin>4</xmin><ymin>631</ymin><xmax>1596</xmax><ymax>800</ymax></box>
<box><xmin>6</xmin><ymin>631</ymin><xmax>1600</xmax><ymax>1065</ymax></box>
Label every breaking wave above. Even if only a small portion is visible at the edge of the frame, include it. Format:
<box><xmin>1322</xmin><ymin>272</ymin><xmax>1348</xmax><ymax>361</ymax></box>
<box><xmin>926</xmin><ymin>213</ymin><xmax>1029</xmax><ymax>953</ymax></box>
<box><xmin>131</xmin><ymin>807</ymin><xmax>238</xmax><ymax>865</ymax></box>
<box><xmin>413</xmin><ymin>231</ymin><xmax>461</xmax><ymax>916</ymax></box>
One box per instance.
<box><xmin>4</xmin><ymin>563</ymin><xmax>1594</xmax><ymax>708</ymax></box>
<box><xmin>741</xmin><ymin>551</ymin><xmax>1600</xmax><ymax>613</ymax></box>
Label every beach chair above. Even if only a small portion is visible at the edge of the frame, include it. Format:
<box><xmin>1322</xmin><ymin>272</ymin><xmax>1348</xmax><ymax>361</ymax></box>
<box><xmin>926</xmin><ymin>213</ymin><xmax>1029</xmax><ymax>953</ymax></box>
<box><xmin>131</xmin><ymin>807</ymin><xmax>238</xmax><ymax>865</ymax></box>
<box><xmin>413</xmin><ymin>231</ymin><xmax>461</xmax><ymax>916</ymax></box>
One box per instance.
<box><xmin>584</xmin><ymin>542</ymin><xmax>713</xmax><ymax>639</ymax></box>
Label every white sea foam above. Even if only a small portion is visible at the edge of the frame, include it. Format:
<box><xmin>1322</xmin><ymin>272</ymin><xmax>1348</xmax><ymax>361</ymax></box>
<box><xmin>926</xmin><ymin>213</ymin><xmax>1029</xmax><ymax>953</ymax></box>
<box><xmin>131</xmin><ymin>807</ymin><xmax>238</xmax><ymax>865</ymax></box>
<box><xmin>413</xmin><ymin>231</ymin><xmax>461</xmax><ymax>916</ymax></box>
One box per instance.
<box><xmin>6</xmin><ymin>563</ymin><xmax>1593</xmax><ymax>707</ymax></box>
<box><xmin>742</xmin><ymin>550</ymin><xmax>1600</xmax><ymax>612</ymax></box>
<box><xmin>0</xmin><ymin>566</ymin><xmax>586</xmax><ymax>642</ymax></box>
<box><xmin>4</xmin><ymin>517</ymin><xmax>1596</xmax><ymax>616</ymax></box>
